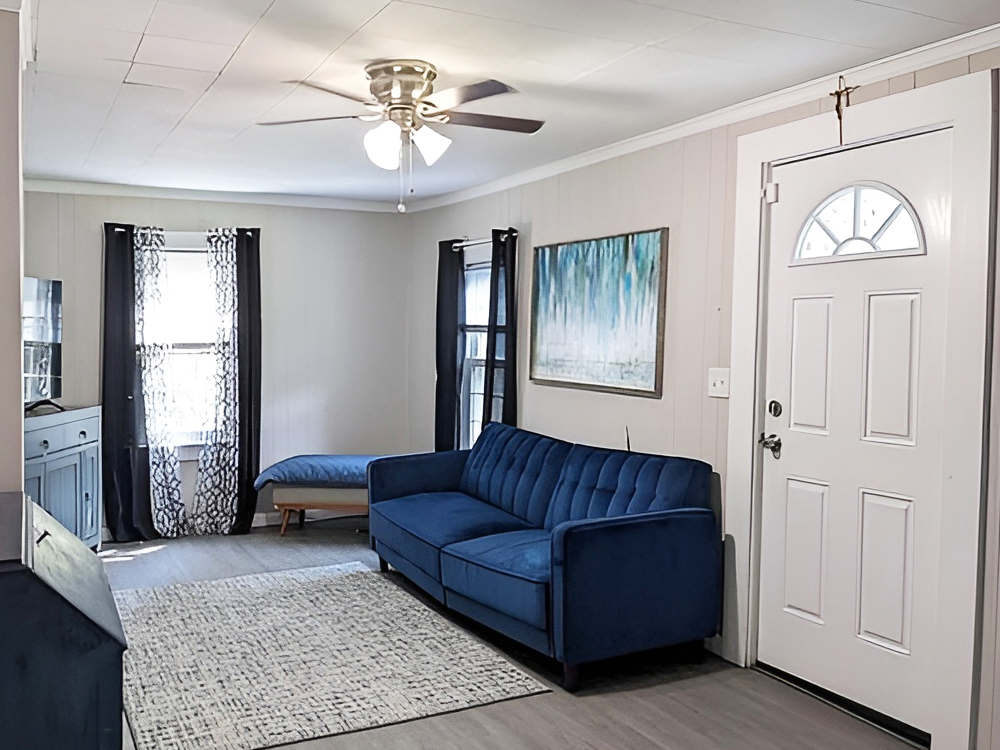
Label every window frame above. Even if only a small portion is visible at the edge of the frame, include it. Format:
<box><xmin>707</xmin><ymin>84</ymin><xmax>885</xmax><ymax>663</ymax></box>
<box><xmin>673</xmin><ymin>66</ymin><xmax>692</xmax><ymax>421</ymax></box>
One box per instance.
<box><xmin>791</xmin><ymin>181</ymin><xmax>926</xmax><ymax>267</ymax></box>
<box><xmin>137</xmin><ymin>247</ymin><xmax>218</xmax><ymax>449</ymax></box>
<box><xmin>459</xmin><ymin>262</ymin><xmax>493</xmax><ymax>450</ymax></box>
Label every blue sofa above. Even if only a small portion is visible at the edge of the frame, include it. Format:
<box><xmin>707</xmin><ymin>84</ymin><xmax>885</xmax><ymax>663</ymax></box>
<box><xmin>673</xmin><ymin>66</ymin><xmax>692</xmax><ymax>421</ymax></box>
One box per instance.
<box><xmin>368</xmin><ymin>423</ymin><xmax>721</xmax><ymax>689</ymax></box>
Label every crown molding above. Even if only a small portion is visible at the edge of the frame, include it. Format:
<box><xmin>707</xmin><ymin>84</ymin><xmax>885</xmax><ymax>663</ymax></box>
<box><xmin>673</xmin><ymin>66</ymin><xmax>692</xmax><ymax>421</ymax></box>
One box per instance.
<box><xmin>22</xmin><ymin>178</ymin><xmax>399</xmax><ymax>213</ymax></box>
<box><xmin>408</xmin><ymin>22</ymin><xmax>1000</xmax><ymax>213</ymax></box>
<box><xmin>0</xmin><ymin>1</ymin><xmax>22</xmax><ymax>13</ymax></box>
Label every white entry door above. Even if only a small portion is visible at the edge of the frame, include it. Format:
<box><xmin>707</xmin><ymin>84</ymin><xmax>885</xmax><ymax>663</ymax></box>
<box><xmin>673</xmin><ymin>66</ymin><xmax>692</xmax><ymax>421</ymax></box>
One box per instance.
<box><xmin>756</xmin><ymin>126</ymin><xmax>976</xmax><ymax>737</ymax></box>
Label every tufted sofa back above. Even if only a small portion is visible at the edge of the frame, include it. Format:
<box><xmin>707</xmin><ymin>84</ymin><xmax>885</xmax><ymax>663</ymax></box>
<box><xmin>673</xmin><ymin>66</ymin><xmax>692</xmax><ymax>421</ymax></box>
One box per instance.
<box><xmin>460</xmin><ymin>423</ymin><xmax>572</xmax><ymax>526</ymax></box>
<box><xmin>543</xmin><ymin>445</ymin><xmax>712</xmax><ymax>529</ymax></box>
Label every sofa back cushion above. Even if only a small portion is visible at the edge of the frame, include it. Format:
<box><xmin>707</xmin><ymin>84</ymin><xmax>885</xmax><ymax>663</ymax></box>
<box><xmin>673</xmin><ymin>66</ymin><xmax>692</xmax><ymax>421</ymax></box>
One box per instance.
<box><xmin>460</xmin><ymin>423</ymin><xmax>572</xmax><ymax>526</ymax></box>
<box><xmin>544</xmin><ymin>445</ymin><xmax>712</xmax><ymax>529</ymax></box>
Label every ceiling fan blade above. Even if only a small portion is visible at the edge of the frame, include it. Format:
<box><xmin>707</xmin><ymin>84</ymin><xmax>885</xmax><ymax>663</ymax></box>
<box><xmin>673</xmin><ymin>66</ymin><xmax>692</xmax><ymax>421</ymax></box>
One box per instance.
<box><xmin>285</xmin><ymin>79</ymin><xmax>380</xmax><ymax>108</ymax></box>
<box><xmin>442</xmin><ymin>111</ymin><xmax>544</xmax><ymax>134</ymax></box>
<box><xmin>257</xmin><ymin>115</ymin><xmax>366</xmax><ymax>126</ymax></box>
<box><xmin>423</xmin><ymin>79</ymin><xmax>514</xmax><ymax>113</ymax></box>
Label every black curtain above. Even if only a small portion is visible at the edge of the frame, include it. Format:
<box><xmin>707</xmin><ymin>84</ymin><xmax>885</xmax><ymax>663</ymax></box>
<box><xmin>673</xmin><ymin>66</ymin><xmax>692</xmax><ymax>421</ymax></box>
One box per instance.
<box><xmin>434</xmin><ymin>239</ymin><xmax>465</xmax><ymax>451</ymax></box>
<box><xmin>231</xmin><ymin>228</ymin><xmax>262</xmax><ymax>534</ymax></box>
<box><xmin>482</xmin><ymin>228</ymin><xmax>518</xmax><ymax>426</ymax></box>
<box><xmin>101</xmin><ymin>223</ymin><xmax>155</xmax><ymax>542</ymax></box>
<box><xmin>101</xmin><ymin>224</ymin><xmax>262</xmax><ymax>541</ymax></box>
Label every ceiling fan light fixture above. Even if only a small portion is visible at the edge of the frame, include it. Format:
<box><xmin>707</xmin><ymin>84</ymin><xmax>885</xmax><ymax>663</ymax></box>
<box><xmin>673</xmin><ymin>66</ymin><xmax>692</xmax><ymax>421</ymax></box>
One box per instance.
<box><xmin>412</xmin><ymin>124</ymin><xmax>452</xmax><ymax>166</ymax></box>
<box><xmin>363</xmin><ymin>119</ymin><xmax>402</xmax><ymax>170</ymax></box>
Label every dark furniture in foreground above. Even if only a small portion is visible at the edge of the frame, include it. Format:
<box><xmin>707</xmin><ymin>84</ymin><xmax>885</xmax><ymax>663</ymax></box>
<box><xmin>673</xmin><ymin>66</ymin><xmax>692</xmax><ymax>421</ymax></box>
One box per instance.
<box><xmin>368</xmin><ymin>423</ymin><xmax>721</xmax><ymax>690</ymax></box>
<box><xmin>0</xmin><ymin>494</ymin><xmax>126</xmax><ymax>749</ymax></box>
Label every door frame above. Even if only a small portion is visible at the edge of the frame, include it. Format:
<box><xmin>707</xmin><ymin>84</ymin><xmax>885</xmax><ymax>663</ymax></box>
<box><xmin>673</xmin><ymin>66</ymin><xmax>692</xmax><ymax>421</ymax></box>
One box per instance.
<box><xmin>726</xmin><ymin>70</ymin><xmax>999</xmax><ymax>749</ymax></box>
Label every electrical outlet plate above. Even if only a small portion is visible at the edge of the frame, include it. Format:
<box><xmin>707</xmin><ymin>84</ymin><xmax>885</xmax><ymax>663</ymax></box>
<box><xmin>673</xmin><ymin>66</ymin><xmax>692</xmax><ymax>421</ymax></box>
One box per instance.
<box><xmin>708</xmin><ymin>367</ymin><xmax>730</xmax><ymax>398</ymax></box>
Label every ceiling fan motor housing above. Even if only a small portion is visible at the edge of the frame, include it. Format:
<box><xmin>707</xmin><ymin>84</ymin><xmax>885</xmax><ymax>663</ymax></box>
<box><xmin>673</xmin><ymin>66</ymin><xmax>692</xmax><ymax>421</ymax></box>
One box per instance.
<box><xmin>365</xmin><ymin>59</ymin><xmax>438</xmax><ymax>116</ymax></box>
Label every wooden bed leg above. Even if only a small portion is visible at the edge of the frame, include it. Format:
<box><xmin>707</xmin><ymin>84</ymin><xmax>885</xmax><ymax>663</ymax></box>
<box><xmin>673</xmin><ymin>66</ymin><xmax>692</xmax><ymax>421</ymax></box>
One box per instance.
<box><xmin>280</xmin><ymin>509</ymin><xmax>290</xmax><ymax>536</ymax></box>
<box><xmin>298</xmin><ymin>509</ymin><xmax>306</xmax><ymax>529</ymax></box>
<box><xmin>378</xmin><ymin>556</ymin><xmax>389</xmax><ymax>573</ymax></box>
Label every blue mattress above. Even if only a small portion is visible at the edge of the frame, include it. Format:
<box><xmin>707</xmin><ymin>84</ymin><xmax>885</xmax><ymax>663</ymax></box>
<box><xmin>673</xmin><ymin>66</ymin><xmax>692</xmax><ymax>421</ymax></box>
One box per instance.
<box><xmin>253</xmin><ymin>454</ymin><xmax>384</xmax><ymax>492</ymax></box>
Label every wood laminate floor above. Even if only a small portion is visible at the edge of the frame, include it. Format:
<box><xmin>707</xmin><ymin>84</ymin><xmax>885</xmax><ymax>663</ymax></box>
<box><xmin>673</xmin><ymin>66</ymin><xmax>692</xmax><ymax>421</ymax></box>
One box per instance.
<box><xmin>107</xmin><ymin>518</ymin><xmax>909</xmax><ymax>750</ymax></box>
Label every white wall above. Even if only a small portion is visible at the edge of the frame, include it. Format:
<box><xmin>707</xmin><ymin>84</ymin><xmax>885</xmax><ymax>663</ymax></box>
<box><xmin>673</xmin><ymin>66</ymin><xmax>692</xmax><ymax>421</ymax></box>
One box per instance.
<box><xmin>406</xmin><ymin>132</ymin><xmax>734</xmax><ymax>473</ymax></box>
<box><xmin>0</xmin><ymin>8</ymin><xmax>23</xmax><ymax>500</ymax></box>
<box><xmin>22</xmin><ymin>193</ymin><xmax>411</xmax><ymax>469</ymax></box>
<box><xmin>403</xmin><ymin>48</ymin><xmax>1000</xmax><ymax>667</ymax></box>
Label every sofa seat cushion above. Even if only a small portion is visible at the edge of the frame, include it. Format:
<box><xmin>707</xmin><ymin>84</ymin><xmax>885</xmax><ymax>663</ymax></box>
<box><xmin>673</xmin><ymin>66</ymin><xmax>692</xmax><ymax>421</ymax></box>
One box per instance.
<box><xmin>369</xmin><ymin>492</ymin><xmax>533</xmax><ymax>580</ymax></box>
<box><xmin>441</xmin><ymin>529</ymin><xmax>552</xmax><ymax>630</ymax></box>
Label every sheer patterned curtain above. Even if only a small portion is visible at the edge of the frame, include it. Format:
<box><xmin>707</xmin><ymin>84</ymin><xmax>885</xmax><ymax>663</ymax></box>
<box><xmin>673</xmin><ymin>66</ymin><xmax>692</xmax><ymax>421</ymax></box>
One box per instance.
<box><xmin>134</xmin><ymin>227</ymin><xmax>187</xmax><ymax>537</ymax></box>
<box><xmin>189</xmin><ymin>228</ymin><xmax>240</xmax><ymax>534</ymax></box>
<box><xmin>133</xmin><ymin>226</ymin><xmax>242</xmax><ymax>537</ymax></box>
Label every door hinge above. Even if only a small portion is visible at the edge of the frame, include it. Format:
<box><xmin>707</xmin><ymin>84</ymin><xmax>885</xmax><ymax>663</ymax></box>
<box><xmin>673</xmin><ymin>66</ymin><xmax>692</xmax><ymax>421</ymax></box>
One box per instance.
<box><xmin>763</xmin><ymin>183</ymin><xmax>779</xmax><ymax>204</ymax></box>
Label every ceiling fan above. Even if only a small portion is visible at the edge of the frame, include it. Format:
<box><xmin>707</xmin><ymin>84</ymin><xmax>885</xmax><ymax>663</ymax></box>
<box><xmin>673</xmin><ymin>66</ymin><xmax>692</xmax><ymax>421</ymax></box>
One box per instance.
<box><xmin>259</xmin><ymin>59</ymin><xmax>544</xmax><ymax>211</ymax></box>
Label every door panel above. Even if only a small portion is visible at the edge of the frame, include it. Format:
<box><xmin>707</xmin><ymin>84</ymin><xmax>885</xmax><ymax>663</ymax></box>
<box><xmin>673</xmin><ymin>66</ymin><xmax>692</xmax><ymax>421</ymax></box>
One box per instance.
<box><xmin>783</xmin><ymin>477</ymin><xmax>828</xmax><ymax>623</ymax></box>
<box><xmin>24</xmin><ymin>461</ymin><xmax>43</xmax><ymax>508</ymax></box>
<box><xmin>863</xmin><ymin>292</ymin><xmax>920</xmax><ymax>444</ymax></box>
<box><xmin>757</xmin><ymin>129</ymin><xmax>955</xmax><ymax>733</ymax></box>
<box><xmin>789</xmin><ymin>297</ymin><xmax>833</xmax><ymax>434</ymax></box>
<box><xmin>857</xmin><ymin>489</ymin><xmax>914</xmax><ymax>653</ymax></box>
<box><xmin>43</xmin><ymin>454</ymin><xmax>80</xmax><ymax>537</ymax></box>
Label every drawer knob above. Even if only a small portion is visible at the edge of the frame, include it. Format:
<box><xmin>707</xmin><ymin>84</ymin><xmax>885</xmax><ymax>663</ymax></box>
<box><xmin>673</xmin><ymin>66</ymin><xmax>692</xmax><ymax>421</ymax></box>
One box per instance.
<box><xmin>79</xmin><ymin>430</ymin><xmax>87</xmax><ymax>440</ymax></box>
<box><xmin>40</xmin><ymin>439</ymin><xmax>49</xmax><ymax>450</ymax></box>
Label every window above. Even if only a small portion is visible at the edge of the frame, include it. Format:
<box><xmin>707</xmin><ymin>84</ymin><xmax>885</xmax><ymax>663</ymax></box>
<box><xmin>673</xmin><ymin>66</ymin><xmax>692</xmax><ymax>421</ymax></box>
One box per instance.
<box><xmin>142</xmin><ymin>250</ymin><xmax>217</xmax><ymax>446</ymax></box>
<box><xmin>794</xmin><ymin>183</ymin><xmax>924</xmax><ymax>264</ymax></box>
<box><xmin>460</xmin><ymin>265</ymin><xmax>491</xmax><ymax>449</ymax></box>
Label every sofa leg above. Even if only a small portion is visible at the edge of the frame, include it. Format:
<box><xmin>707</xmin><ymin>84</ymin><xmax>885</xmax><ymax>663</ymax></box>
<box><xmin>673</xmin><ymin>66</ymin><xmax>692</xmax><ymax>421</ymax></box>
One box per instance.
<box><xmin>562</xmin><ymin>663</ymin><xmax>581</xmax><ymax>693</ymax></box>
<box><xmin>378</xmin><ymin>556</ymin><xmax>389</xmax><ymax>573</ymax></box>
<box><xmin>677</xmin><ymin>639</ymin><xmax>706</xmax><ymax>663</ymax></box>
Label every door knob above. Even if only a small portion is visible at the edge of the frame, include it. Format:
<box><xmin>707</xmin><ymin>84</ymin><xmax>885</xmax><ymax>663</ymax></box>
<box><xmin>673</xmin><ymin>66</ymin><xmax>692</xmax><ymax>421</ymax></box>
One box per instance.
<box><xmin>759</xmin><ymin>433</ymin><xmax>782</xmax><ymax>459</ymax></box>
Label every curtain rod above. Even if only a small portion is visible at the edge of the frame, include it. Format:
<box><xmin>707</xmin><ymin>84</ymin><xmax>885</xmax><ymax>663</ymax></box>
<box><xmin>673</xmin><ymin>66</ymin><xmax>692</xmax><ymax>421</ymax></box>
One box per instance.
<box><xmin>452</xmin><ymin>229</ymin><xmax>517</xmax><ymax>251</ymax></box>
<box><xmin>453</xmin><ymin>237</ymin><xmax>492</xmax><ymax>250</ymax></box>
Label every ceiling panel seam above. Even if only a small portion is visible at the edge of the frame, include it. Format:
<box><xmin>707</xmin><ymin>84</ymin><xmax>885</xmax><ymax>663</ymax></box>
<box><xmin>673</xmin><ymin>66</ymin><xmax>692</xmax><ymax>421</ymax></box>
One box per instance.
<box><xmin>626</xmin><ymin>0</ymin><xmax>962</xmax><ymax>46</ymax></box>
<box><xmin>849</xmin><ymin>0</ymin><xmax>966</xmax><ymax>25</ymax></box>
<box><xmin>396</xmin><ymin>0</ymin><xmax>703</xmax><ymax>46</ymax></box>
<box><xmin>228</xmin><ymin>0</ymin><xmax>394</xmax><ymax>145</ymax></box>
<box><xmin>138</xmin><ymin>0</ymin><xmax>280</xmax><ymax>170</ymax></box>
<box><xmin>80</xmin><ymin>0</ymin><xmax>158</xmax><ymax>171</ymax></box>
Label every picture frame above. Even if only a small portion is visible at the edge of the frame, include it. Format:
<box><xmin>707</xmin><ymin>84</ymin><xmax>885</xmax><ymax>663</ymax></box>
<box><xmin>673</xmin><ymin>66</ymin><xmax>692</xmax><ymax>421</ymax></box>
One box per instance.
<box><xmin>530</xmin><ymin>228</ymin><xmax>668</xmax><ymax>398</ymax></box>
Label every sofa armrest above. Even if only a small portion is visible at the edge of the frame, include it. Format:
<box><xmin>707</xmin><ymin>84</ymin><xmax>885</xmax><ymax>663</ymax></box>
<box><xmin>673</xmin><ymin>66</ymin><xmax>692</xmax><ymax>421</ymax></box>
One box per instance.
<box><xmin>367</xmin><ymin>450</ymin><xmax>471</xmax><ymax>504</ymax></box>
<box><xmin>550</xmin><ymin>508</ymin><xmax>721</xmax><ymax>665</ymax></box>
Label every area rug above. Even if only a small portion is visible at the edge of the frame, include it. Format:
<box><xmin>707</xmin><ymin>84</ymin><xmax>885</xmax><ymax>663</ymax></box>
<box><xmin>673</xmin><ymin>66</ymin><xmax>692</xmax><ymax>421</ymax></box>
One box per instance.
<box><xmin>114</xmin><ymin>563</ymin><xmax>548</xmax><ymax>750</ymax></box>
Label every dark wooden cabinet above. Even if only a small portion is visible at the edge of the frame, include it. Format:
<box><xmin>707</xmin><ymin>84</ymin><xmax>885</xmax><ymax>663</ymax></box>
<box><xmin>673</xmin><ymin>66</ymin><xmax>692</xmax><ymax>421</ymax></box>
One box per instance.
<box><xmin>0</xmin><ymin>494</ymin><xmax>126</xmax><ymax>750</ymax></box>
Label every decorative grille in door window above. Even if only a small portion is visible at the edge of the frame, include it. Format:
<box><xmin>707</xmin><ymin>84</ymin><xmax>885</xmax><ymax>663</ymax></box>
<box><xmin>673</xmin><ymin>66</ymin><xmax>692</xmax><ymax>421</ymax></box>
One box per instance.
<box><xmin>794</xmin><ymin>183</ymin><xmax>924</xmax><ymax>264</ymax></box>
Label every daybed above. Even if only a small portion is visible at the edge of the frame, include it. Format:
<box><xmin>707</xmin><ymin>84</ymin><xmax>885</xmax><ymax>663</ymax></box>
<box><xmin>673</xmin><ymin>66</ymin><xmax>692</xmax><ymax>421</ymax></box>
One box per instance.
<box><xmin>368</xmin><ymin>423</ymin><xmax>722</xmax><ymax>690</ymax></box>
<box><xmin>254</xmin><ymin>454</ymin><xmax>381</xmax><ymax>534</ymax></box>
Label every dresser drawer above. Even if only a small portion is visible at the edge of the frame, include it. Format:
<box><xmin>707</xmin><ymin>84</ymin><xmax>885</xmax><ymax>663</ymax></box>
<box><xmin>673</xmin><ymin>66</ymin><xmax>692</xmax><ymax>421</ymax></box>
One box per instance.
<box><xmin>25</xmin><ymin>416</ymin><xmax>99</xmax><ymax>459</ymax></box>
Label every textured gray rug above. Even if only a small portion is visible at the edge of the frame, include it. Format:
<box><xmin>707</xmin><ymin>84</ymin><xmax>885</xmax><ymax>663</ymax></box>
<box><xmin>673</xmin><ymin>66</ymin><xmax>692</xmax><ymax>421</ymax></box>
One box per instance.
<box><xmin>114</xmin><ymin>562</ymin><xmax>548</xmax><ymax>750</ymax></box>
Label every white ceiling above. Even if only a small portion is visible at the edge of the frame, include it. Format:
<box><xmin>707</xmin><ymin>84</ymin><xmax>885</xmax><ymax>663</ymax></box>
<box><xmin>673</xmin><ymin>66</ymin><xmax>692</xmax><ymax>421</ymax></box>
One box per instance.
<box><xmin>21</xmin><ymin>0</ymin><xmax>1000</xmax><ymax>204</ymax></box>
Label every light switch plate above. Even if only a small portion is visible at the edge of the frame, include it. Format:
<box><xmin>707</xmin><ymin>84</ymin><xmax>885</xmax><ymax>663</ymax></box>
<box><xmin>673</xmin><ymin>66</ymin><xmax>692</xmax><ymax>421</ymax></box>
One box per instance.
<box><xmin>708</xmin><ymin>367</ymin><xmax>730</xmax><ymax>398</ymax></box>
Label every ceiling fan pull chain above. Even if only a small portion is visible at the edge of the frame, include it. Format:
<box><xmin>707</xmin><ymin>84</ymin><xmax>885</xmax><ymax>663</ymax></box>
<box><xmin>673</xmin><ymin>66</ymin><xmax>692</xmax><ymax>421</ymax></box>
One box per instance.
<box><xmin>397</xmin><ymin>149</ymin><xmax>405</xmax><ymax>214</ymax></box>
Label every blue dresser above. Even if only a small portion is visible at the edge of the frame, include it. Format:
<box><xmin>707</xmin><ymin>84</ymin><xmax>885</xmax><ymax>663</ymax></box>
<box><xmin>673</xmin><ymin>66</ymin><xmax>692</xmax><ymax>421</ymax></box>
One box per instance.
<box><xmin>24</xmin><ymin>405</ymin><xmax>103</xmax><ymax>549</ymax></box>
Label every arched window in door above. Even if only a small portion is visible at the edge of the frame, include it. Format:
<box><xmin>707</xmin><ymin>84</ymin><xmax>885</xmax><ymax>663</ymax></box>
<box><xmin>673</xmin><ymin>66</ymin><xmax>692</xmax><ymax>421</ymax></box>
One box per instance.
<box><xmin>794</xmin><ymin>183</ymin><xmax>924</xmax><ymax>264</ymax></box>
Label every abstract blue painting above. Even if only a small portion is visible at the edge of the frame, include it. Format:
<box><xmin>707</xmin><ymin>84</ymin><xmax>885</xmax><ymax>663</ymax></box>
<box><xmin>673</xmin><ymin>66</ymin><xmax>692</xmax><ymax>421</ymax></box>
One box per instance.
<box><xmin>530</xmin><ymin>228</ymin><xmax>667</xmax><ymax>397</ymax></box>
